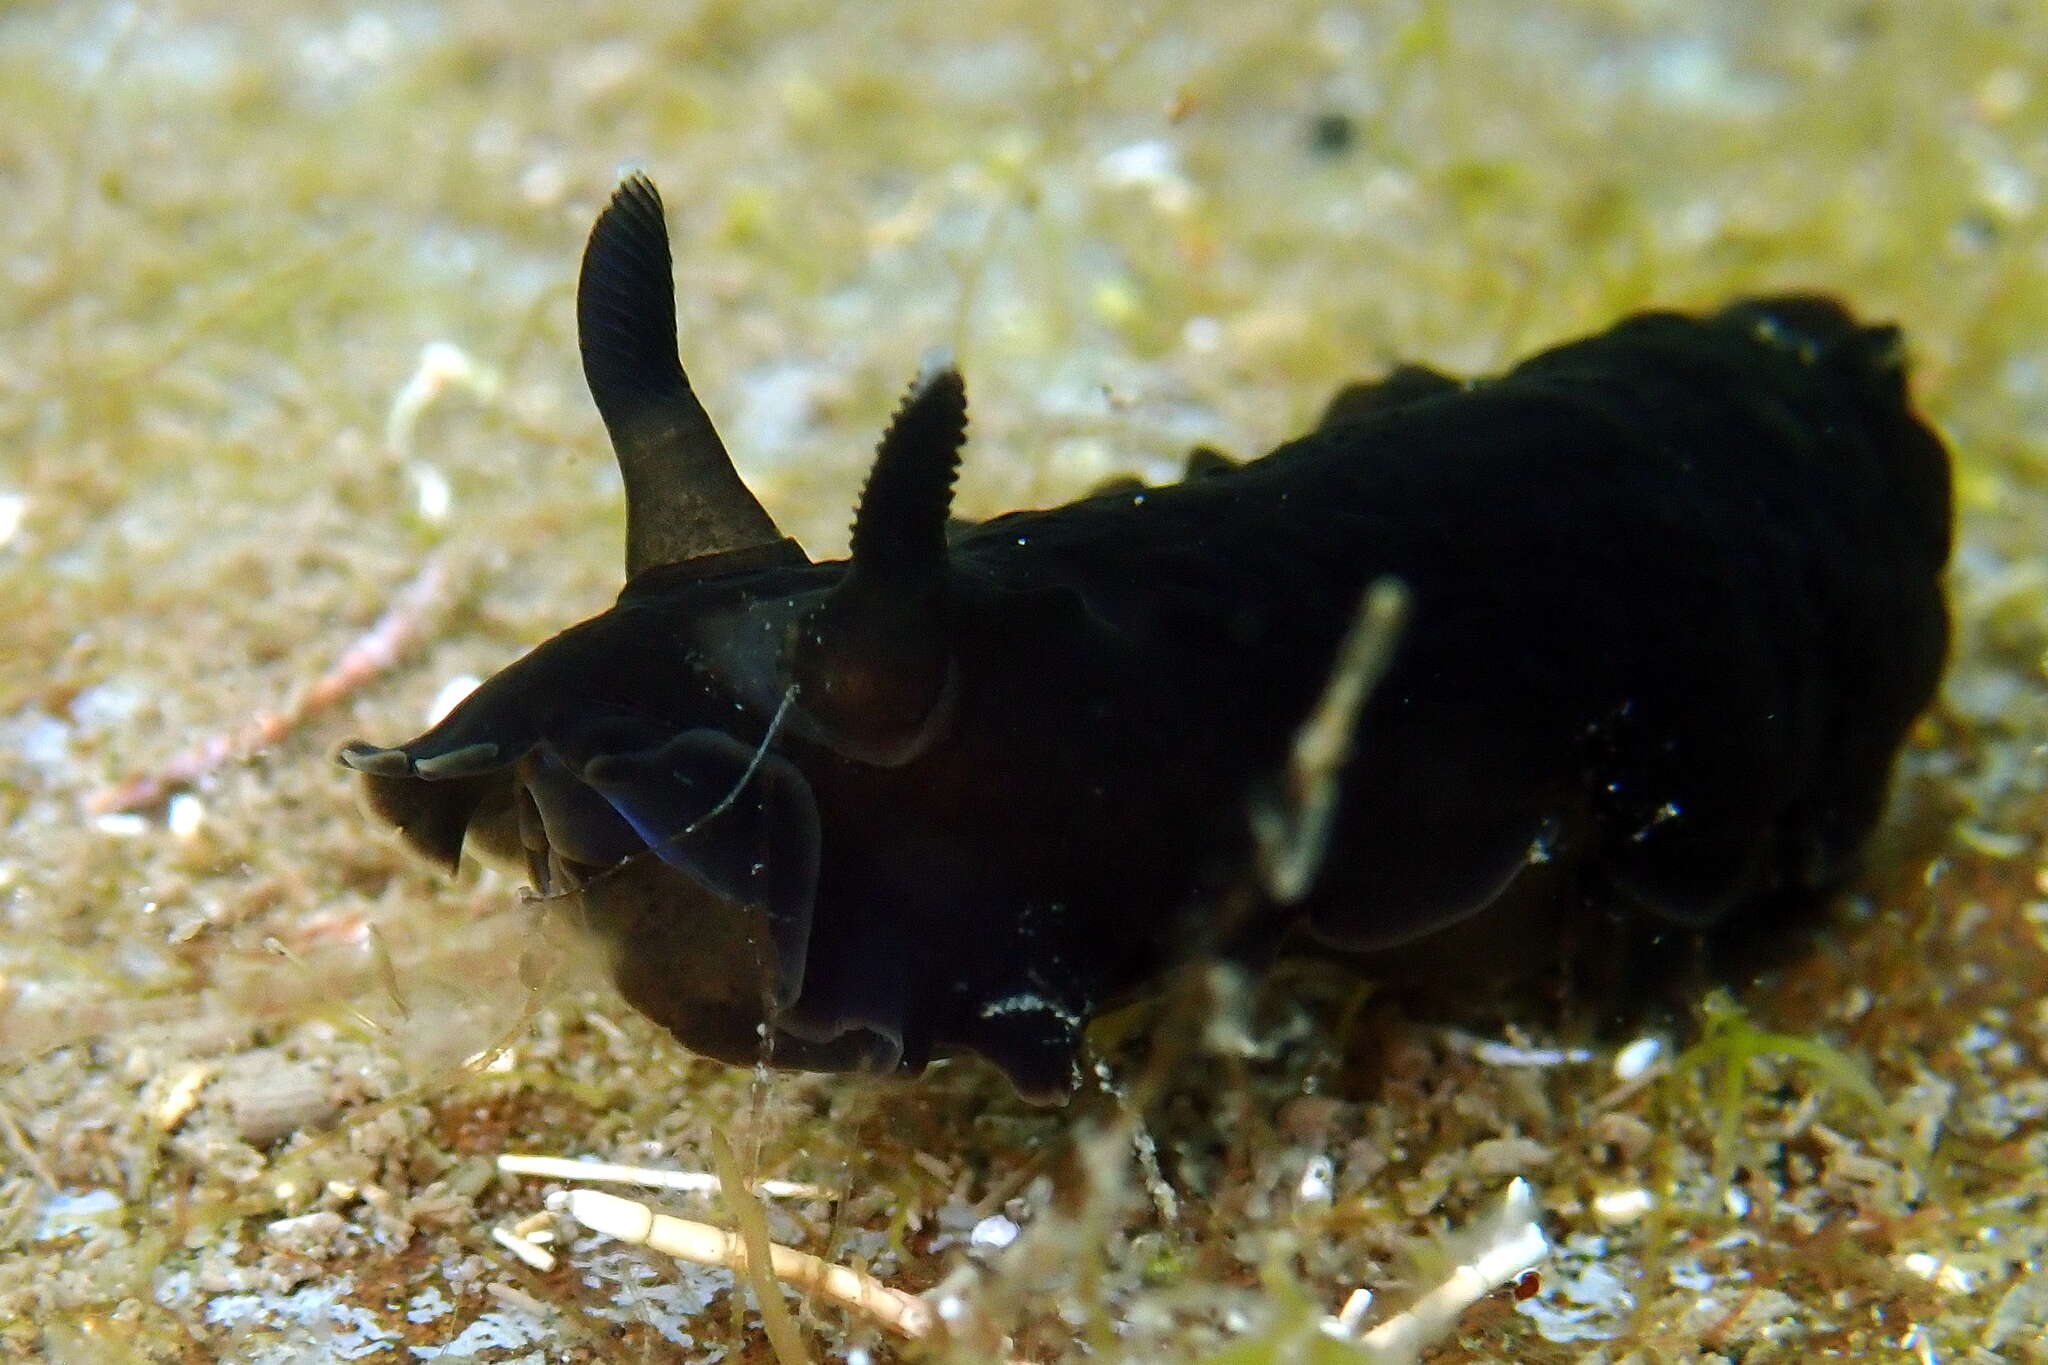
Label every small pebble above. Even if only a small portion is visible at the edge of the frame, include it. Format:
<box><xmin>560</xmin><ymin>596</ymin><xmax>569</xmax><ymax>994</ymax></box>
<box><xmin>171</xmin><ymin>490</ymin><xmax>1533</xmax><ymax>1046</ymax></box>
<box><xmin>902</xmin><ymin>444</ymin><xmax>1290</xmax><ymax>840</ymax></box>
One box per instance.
<box><xmin>167</xmin><ymin>793</ymin><xmax>205</xmax><ymax>840</ymax></box>
<box><xmin>969</xmin><ymin>1213</ymin><xmax>1020</xmax><ymax>1251</ymax></box>
<box><xmin>1592</xmin><ymin>1187</ymin><xmax>1655</xmax><ymax>1223</ymax></box>
<box><xmin>0</xmin><ymin>491</ymin><xmax>26</xmax><ymax>548</ymax></box>
<box><xmin>1296</xmin><ymin>1154</ymin><xmax>1335</xmax><ymax>1204</ymax></box>
<box><xmin>1612</xmin><ymin>1036</ymin><xmax>1664</xmax><ymax>1082</ymax></box>
<box><xmin>264</xmin><ymin>1210</ymin><xmax>345</xmax><ymax>1257</ymax></box>
<box><xmin>222</xmin><ymin>1056</ymin><xmax>340</xmax><ymax>1147</ymax></box>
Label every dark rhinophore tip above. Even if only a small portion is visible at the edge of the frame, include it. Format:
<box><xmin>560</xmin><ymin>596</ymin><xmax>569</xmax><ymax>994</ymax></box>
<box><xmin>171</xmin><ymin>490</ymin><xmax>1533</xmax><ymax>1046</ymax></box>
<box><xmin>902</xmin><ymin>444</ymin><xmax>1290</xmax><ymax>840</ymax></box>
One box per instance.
<box><xmin>847</xmin><ymin>355</ymin><xmax>966</xmax><ymax>588</ymax></box>
<box><xmin>577</xmin><ymin>172</ymin><xmax>789</xmax><ymax>576</ymax></box>
<box><xmin>784</xmin><ymin>359</ymin><xmax>967</xmax><ymax>766</ymax></box>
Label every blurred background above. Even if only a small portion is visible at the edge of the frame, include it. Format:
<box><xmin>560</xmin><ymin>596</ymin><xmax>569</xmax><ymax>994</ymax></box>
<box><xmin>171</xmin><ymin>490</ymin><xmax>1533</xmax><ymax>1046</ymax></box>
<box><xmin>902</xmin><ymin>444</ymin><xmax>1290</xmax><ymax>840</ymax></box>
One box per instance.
<box><xmin>2</xmin><ymin>1</ymin><xmax>2045</xmax><ymax>1360</ymax></box>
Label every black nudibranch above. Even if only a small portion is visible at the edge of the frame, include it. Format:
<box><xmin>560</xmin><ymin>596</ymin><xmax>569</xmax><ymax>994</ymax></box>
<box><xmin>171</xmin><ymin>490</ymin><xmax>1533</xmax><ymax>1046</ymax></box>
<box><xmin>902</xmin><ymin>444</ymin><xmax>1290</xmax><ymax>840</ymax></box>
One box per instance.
<box><xmin>342</xmin><ymin>174</ymin><xmax>1951</xmax><ymax>1100</ymax></box>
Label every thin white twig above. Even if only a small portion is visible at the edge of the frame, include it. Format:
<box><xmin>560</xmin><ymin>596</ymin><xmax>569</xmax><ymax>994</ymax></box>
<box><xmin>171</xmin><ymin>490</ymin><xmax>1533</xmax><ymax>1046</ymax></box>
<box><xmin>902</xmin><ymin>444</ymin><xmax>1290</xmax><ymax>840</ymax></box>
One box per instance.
<box><xmin>495</xmin><ymin>1153</ymin><xmax>825</xmax><ymax>1200</ymax></box>
<box><xmin>565</xmin><ymin>1189</ymin><xmax>939</xmax><ymax>1343</ymax></box>
<box><xmin>1251</xmin><ymin>577</ymin><xmax>1409</xmax><ymax>902</ymax></box>
<box><xmin>1323</xmin><ymin>1177</ymin><xmax>1549</xmax><ymax>1363</ymax></box>
<box><xmin>492</xmin><ymin>1225</ymin><xmax>557</xmax><ymax>1272</ymax></box>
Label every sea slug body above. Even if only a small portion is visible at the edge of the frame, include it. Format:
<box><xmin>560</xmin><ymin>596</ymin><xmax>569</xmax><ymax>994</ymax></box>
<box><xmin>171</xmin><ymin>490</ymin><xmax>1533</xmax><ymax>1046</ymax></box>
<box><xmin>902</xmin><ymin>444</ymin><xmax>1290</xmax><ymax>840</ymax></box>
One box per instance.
<box><xmin>341</xmin><ymin>175</ymin><xmax>1950</xmax><ymax>1100</ymax></box>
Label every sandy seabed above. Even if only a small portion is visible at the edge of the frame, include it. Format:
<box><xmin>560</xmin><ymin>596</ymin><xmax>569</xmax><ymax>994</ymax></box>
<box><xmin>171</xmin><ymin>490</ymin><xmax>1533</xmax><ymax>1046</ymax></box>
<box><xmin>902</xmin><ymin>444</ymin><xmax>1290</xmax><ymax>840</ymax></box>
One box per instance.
<box><xmin>3</xmin><ymin>2</ymin><xmax>2046</xmax><ymax>1361</ymax></box>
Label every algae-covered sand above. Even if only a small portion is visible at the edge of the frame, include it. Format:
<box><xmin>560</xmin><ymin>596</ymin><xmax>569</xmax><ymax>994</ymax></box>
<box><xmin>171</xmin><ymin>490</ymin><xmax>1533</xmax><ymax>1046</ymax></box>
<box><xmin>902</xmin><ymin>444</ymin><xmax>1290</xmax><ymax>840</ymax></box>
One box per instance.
<box><xmin>3</xmin><ymin>1</ymin><xmax>2046</xmax><ymax>1361</ymax></box>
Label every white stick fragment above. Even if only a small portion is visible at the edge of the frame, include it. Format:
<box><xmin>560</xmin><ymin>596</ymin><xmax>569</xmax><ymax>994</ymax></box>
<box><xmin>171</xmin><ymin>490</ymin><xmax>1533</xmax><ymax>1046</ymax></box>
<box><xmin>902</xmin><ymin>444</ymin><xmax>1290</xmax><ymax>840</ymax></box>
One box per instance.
<box><xmin>1331</xmin><ymin>1287</ymin><xmax>1375</xmax><ymax>1334</ymax></box>
<box><xmin>1459</xmin><ymin>1035</ymin><xmax>1595</xmax><ymax>1068</ymax></box>
<box><xmin>1325</xmin><ymin>1178</ymin><xmax>1549</xmax><ymax>1363</ymax></box>
<box><xmin>492</xmin><ymin>1225</ymin><xmax>557</xmax><ymax>1272</ymax></box>
<box><xmin>496</xmin><ymin>1153</ymin><xmax>826</xmax><ymax>1200</ymax></box>
<box><xmin>566</xmin><ymin>1189</ymin><xmax>938</xmax><ymax>1343</ymax></box>
<box><xmin>485</xmin><ymin>1281</ymin><xmax>552</xmax><ymax>1317</ymax></box>
<box><xmin>1252</xmin><ymin>577</ymin><xmax>1409</xmax><ymax>903</ymax></box>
